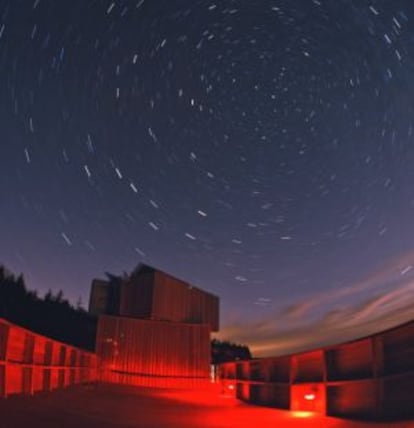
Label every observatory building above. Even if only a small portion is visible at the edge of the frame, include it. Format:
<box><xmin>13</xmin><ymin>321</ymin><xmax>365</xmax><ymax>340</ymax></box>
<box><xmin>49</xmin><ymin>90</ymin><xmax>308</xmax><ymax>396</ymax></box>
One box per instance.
<box><xmin>89</xmin><ymin>264</ymin><xmax>219</xmax><ymax>387</ymax></box>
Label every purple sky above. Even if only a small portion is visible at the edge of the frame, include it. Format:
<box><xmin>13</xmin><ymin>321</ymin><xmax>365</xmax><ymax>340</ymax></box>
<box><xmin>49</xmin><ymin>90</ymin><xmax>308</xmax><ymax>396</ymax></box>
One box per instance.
<box><xmin>2</xmin><ymin>0</ymin><xmax>414</xmax><ymax>356</ymax></box>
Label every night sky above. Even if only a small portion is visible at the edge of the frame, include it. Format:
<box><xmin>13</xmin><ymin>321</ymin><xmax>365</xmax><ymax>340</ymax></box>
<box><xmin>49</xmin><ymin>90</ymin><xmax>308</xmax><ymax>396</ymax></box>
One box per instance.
<box><xmin>2</xmin><ymin>0</ymin><xmax>414</xmax><ymax>356</ymax></box>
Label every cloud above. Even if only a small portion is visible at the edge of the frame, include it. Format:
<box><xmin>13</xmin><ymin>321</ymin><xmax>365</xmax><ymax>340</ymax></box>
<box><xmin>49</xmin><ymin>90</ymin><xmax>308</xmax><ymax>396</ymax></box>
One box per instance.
<box><xmin>283</xmin><ymin>249</ymin><xmax>414</xmax><ymax>321</ymax></box>
<box><xmin>217</xmin><ymin>294</ymin><xmax>414</xmax><ymax>357</ymax></box>
<box><xmin>216</xmin><ymin>250</ymin><xmax>414</xmax><ymax>357</ymax></box>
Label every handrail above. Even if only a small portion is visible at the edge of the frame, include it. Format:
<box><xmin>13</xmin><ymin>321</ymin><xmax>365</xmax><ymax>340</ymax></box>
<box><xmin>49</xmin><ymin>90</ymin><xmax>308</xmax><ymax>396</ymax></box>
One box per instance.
<box><xmin>218</xmin><ymin>319</ymin><xmax>414</xmax><ymax>420</ymax></box>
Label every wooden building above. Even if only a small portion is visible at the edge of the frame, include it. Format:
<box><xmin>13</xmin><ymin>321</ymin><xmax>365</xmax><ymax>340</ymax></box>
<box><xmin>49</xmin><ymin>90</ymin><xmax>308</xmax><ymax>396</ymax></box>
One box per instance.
<box><xmin>119</xmin><ymin>265</ymin><xmax>219</xmax><ymax>331</ymax></box>
<box><xmin>91</xmin><ymin>264</ymin><xmax>219</xmax><ymax>388</ymax></box>
<box><xmin>89</xmin><ymin>264</ymin><xmax>219</xmax><ymax>332</ymax></box>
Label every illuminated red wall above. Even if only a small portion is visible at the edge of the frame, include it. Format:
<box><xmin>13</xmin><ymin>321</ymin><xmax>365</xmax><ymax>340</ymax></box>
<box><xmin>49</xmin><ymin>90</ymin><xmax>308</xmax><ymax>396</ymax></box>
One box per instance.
<box><xmin>96</xmin><ymin>315</ymin><xmax>211</xmax><ymax>388</ymax></box>
<box><xmin>219</xmin><ymin>319</ymin><xmax>414</xmax><ymax>421</ymax></box>
<box><xmin>0</xmin><ymin>318</ymin><xmax>97</xmax><ymax>398</ymax></box>
<box><xmin>291</xmin><ymin>383</ymin><xmax>326</xmax><ymax>413</ymax></box>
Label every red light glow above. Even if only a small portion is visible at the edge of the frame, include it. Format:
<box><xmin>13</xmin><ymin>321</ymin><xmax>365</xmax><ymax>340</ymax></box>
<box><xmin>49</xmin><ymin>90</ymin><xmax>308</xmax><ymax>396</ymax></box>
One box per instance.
<box><xmin>291</xmin><ymin>411</ymin><xmax>314</xmax><ymax>418</ymax></box>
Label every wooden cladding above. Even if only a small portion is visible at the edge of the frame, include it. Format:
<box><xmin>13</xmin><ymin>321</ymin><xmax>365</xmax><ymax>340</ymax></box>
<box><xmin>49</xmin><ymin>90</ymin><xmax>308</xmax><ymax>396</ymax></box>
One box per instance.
<box><xmin>251</xmin><ymin>383</ymin><xmax>290</xmax><ymax>409</ymax></box>
<box><xmin>293</xmin><ymin>350</ymin><xmax>324</xmax><ymax>383</ymax></box>
<box><xmin>90</xmin><ymin>264</ymin><xmax>219</xmax><ymax>332</ymax></box>
<box><xmin>119</xmin><ymin>267</ymin><xmax>219</xmax><ymax>331</ymax></box>
<box><xmin>326</xmin><ymin>339</ymin><xmax>373</xmax><ymax>381</ymax></box>
<box><xmin>119</xmin><ymin>271</ymin><xmax>154</xmax><ymax>319</ymax></box>
<box><xmin>0</xmin><ymin>318</ymin><xmax>97</xmax><ymax>398</ymax></box>
<box><xmin>91</xmin><ymin>265</ymin><xmax>217</xmax><ymax>389</ymax></box>
<box><xmin>268</xmin><ymin>356</ymin><xmax>290</xmax><ymax>383</ymax></box>
<box><xmin>0</xmin><ymin>323</ymin><xmax>9</xmax><ymax>361</ymax></box>
<box><xmin>327</xmin><ymin>381</ymin><xmax>377</xmax><ymax>418</ymax></box>
<box><xmin>382</xmin><ymin>373</ymin><xmax>414</xmax><ymax>420</ymax></box>
<box><xmin>151</xmin><ymin>270</ymin><xmax>219</xmax><ymax>331</ymax></box>
<box><xmin>382</xmin><ymin>322</ymin><xmax>414</xmax><ymax>376</ymax></box>
<box><xmin>219</xmin><ymin>319</ymin><xmax>414</xmax><ymax>421</ymax></box>
<box><xmin>96</xmin><ymin>315</ymin><xmax>211</xmax><ymax>388</ymax></box>
<box><xmin>89</xmin><ymin>279</ymin><xmax>116</xmax><ymax>316</ymax></box>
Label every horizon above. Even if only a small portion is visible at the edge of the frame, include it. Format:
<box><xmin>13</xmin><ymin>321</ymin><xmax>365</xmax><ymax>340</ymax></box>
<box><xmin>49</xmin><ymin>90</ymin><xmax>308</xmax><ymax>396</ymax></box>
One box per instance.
<box><xmin>2</xmin><ymin>258</ymin><xmax>414</xmax><ymax>359</ymax></box>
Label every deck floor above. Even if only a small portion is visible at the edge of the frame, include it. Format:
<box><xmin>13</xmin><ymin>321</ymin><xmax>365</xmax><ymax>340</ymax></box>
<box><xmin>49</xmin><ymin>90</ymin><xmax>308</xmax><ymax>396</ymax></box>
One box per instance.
<box><xmin>0</xmin><ymin>384</ymin><xmax>413</xmax><ymax>428</ymax></box>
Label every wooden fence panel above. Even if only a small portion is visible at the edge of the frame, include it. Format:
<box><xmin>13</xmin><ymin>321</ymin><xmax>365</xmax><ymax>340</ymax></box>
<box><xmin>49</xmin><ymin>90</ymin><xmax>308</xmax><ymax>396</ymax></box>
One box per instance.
<box><xmin>96</xmin><ymin>315</ymin><xmax>210</xmax><ymax>388</ymax></box>
<box><xmin>219</xmin><ymin>320</ymin><xmax>414</xmax><ymax>421</ymax></box>
<box><xmin>0</xmin><ymin>318</ymin><xmax>97</xmax><ymax>398</ymax></box>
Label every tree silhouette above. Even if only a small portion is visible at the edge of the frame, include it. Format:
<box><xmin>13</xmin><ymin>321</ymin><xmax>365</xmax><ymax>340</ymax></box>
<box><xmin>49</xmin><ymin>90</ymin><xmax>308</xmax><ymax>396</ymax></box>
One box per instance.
<box><xmin>211</xmin><ymin>338</ymin><xmax>252</xmax><ymax>364</ymax></box>
<box><xmin>0</xmin><ymin>265</ymin><xmax>97</xmax><ymax>351</ymax></box>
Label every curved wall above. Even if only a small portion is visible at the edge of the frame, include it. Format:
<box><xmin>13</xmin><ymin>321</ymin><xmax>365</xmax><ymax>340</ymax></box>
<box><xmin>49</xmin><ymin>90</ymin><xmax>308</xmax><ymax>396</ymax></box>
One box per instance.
<box><xmin>219</xmin><ymin>320</ymin><xmax>414</xmax><ymax>421</ymax></box>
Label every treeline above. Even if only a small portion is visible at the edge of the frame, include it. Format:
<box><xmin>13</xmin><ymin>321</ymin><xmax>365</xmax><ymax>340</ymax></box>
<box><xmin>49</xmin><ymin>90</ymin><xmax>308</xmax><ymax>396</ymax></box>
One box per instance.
<box><xmin>211</xmin><ymin>338</ymin><xmax>252</xmax><ymax>363</ymax></box>
<box><xmin>0</xmin><ymin>266</ymin><xmax>97</xmax><ymax>351</ymax></box>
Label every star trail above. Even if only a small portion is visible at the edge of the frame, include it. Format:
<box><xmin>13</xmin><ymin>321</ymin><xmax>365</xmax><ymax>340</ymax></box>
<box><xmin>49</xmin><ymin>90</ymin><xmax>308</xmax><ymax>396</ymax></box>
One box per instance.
<box><xmin>2</xmin><ymin>0</ymin><xmax>414</xmax><ymax>356</ymax></box>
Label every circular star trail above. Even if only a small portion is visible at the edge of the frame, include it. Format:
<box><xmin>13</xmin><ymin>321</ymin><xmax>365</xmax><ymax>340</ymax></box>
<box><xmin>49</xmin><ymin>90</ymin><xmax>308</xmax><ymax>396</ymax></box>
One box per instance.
<box><xmin>2</xmin><ymin>0</ymin><xmax>414</xmax><ymax>355</ymax></box>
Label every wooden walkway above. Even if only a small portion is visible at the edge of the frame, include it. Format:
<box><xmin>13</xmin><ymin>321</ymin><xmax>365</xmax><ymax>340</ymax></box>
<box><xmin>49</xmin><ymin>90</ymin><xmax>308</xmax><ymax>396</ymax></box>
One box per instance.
<box><xmin>0</xmin><ymin>384</ymin><xmax>413</xmax><ymax>428</ymax></box>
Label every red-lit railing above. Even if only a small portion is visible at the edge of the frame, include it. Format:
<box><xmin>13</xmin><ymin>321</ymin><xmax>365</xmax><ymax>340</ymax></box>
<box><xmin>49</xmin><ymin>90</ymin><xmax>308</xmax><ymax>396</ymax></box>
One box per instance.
<box><xmin>0</xmin><ymin>318</ymin><xmax>97</xmax><ymax>397</ymax></box>
<box><xmin>219</xmin><ymin>320</ymin><xmax>414</xmax><ymax>421</ymax></box>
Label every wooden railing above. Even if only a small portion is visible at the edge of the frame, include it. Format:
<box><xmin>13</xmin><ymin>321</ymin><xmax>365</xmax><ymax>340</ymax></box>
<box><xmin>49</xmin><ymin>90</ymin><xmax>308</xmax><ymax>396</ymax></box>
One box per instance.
<box><xmin>0</xmin><ymin>318</ymin><xmax>97</xmax><ymax>397</ymax></box>
<box><xmin>219</xmin><ymin>320</ymin><xmax>414</xmax><ymax>421</ymax></box>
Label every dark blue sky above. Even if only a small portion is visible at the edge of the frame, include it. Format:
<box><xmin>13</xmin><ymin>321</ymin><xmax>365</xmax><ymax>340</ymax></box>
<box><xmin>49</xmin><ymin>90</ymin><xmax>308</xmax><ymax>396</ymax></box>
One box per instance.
<box><xmin>2</xmin><ymin>0</ymin><xmax>414</xmax><ymax>355</ymax></box>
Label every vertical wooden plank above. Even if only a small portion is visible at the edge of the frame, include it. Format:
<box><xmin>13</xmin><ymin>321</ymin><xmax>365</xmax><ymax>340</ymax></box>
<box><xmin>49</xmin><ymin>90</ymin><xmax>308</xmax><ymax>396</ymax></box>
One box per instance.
<box><xmin>50</xmin><ymin>342</ymin><xmax>59</xmax><ymax>390</ymax></box>
<box><xmin>58</xmin><ymin>346</ymin><xmax>66</xmax><ymax>388</ymax></box>
<box><xmin>0</xmin><ymin>321</ymin><xmax>9</xmax><ymax>398</ymax></box>
<box><xmin>57</xmin><ymin>368</ymin><xmax>65</xmax><ymax>388</ymax></box>
<box><xmin>7</xmin><ymin>326</ymin><xmax>25</xmax><ymax>362</ymax></box>
<box><xmin>68</xmin><ymin>367</ymin><xmax>75</xmax><ymax>385</ymax></box>
<box><xmin>69</xmin><ymin>349</ymin><xmax>76</xmax><ymax>366</ymax></box>
<box><xmin>42</xmin><ymin>368</ymin><xmax>51</xmax><ymax>392</ymax></box>
<box><xmin>6</xmin><ymin>325</ymin><xmax>23</xmax><ymax>395</ymax></box>
<box><xmin>293</xmin><ymin>351</ymin><xmax>324</xmax><ymax>383</ymax></box>
<box><xmin>79</xmin><ymin>352</ymin><xmax>86</xmax><ymax>382</ymax></box>
<box><xmin>23</xmin><ymin>333</ymin><xmax>35</xmax><ymax>395</ymax></box>
<box><xmin>0</xmin><ymin>364</ymin><xmax>5</xmax><ymax>398</ymax></box>
<box><xmin>289</xmin><ymin>355</ymin><xmax>296</xmax><ymax>411</ymax></box>
<box><xmin>23</xmin><ymin>333</ymin><xmax>35</xmax><ymax>364</ymax></box>
<box><xmin>290</xmin><ymin>355</ymin><xmax>296</xmax><ymax>384</ymax></box>
<box><xmin>51</xmin><ymin>342</ymin><xmax>60</xmax><ymax>366</ymax></box>
<box><xmin>372</xmin><ymin>336</ymin><xmax>383</xmax><ymax>419</ymax></box>
<box><xmin>22</xmin><ymin>367</ymin><xmax>33</xmax><ymax>395</ymax></box>
<box><xmin>0</xmin><ymin>321</ymin><xmax>9</xmax><ymax>362</ymax></box>
<box><xmin>44</xmin><ymin>341</ymin><xmax>53</xmax><ymax>365</ymax></box>
<box><xmin>96</xmin><ymin>315</ymin><xmax>210</xmax><ymax>388</ymax></box>
<box><xmin>68</xmin><ymin>349</ymin><xmax>76</xmax><ymax>386</ymax></box>
<box><xmin>322</xmin><ymin>349</ymin><xmax>328</xmax><ymax>415</ymax></box>
<box><xmin>59</xmin><ymin>345</ymin><xmax>66</xmax><ymax>367</ymax></box>
<box><xmin>43</xmin><ymin>340</ymin><xmax>52</xmax><ymax>393</ymax></box>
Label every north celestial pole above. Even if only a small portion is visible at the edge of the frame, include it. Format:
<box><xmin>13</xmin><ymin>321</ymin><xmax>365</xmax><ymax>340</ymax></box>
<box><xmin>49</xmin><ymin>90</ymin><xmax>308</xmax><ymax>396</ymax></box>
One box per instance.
<box><xmin>2</xmin><ymin>0</ymin><xmax>414</xmax><ymax>356</ymax></box>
